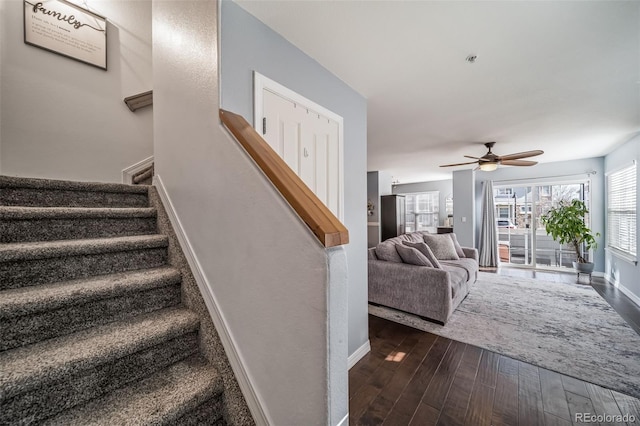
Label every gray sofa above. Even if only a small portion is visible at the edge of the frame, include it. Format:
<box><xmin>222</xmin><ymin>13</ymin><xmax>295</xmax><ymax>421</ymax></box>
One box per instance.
<box><xmin>368</xmin><ymin>232</ymin><xmax>478</xmax><ymax>324</ymax></box>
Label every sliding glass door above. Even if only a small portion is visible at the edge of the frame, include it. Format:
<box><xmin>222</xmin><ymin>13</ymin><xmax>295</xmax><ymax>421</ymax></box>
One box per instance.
<box><xmin>494</xmin><ymin>181</ymin><xmax>591</xmax><ymax>270</ymax></box>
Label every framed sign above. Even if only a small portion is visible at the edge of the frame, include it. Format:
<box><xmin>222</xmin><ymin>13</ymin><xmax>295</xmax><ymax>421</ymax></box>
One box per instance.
<box><xmin>24</xmin><ymin>0</ymin><xmax>107</xmax><ymax>70</ymax></box>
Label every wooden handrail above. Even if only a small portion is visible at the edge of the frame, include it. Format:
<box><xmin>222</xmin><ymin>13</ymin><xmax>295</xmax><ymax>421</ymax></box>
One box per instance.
<box><xmin>220</xmin><ymin>109</ymin><xmax>349</xmax><ymax>248</ymax></box>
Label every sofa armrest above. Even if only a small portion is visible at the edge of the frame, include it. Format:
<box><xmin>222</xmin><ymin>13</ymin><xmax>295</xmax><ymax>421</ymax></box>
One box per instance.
<box><xmin>462</xmin><ymin>247</ymin><xmax>478</xmax><ymax>262</ymax></box>
<box><xmin>368</xmin><ymin>260</ymin><xmax>453</xmax><ymax>322</ymax></box>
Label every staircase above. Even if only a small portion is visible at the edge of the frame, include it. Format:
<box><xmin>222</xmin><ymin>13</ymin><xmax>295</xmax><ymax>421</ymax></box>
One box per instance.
<box><xmin>0</xmin><ymin>176</ymin><xmax>243</xmax><ymax>425</ymax></box>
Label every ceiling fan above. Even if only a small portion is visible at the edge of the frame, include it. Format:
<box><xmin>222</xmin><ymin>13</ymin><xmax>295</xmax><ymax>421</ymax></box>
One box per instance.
<box><xmin>440</xmin><ymin>142</ymin><xmax>544</xmax><ymax>172</ymax></box>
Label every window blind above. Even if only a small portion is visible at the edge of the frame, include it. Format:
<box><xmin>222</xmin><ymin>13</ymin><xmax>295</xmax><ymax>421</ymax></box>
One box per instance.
<box><xmin>607</xmin><ymin>163</ymin><xmax>637</xmax><ymax>259</ymax></box>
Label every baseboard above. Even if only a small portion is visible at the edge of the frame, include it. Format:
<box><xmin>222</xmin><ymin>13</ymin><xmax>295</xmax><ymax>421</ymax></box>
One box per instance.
<box><xmin>121</xmin><ymin>156</ymin><xmax>154</xmax><ymax>184</ymax></box>
<box><xmin>155</xmin><ymin>174</ymin><xmax>270</xmax><ymax>426</ymax></box>
<box><xmin>336</xmin><ymin>413</ymin><xmax>349</xmax><ymax>426</ymax></box>
<box><xmin>604</xmin><ymin>274</ymin><xmax>640</xmax><ymax>307</ymax></box>
<box><xmin>592</xmin><ymin>271</ymin><xmax>605</xmax><ymax>278</ymax></box>
<box><xmin>348</xmin><ymin>340</ymin><xmax>371</xmax><ymax>369</ymax></box>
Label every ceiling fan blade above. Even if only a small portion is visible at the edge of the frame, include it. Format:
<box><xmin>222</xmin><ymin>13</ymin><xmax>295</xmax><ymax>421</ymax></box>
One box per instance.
<box><xmin>498</xmin><ymin>150</ymin><xmax>544</xmax><ymax>161</ymax></box>
<box><xmin>439</xmin><ymin>160</ymin><xmax>479</xmax><ymax>167</ymax></box>
<box><xmin>501</xmin><ymin>159</ymin><xmax>538</xmax><ymax>166</ymax></box>
<box><xmin>464</xmin><ymin>155</ymin><xmax>481</xmax><ymax>160</ymax></box>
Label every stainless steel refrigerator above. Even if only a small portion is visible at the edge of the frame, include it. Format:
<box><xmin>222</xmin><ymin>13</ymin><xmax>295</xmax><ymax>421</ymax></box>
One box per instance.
<box><xmin>380</xmin><ymin>195</ymin><xmax>406</xmax><ymax>241</ymax></box>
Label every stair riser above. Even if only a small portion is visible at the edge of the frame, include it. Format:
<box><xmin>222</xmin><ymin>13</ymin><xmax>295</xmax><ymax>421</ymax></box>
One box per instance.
<box><xmin>1</xmin><ymin>284</ymin><xmax>181</xmax><ymax>351</ymax></box>
<box><xmin>0</xmin><ymin>249</ymin><xmax>168</xmax><ymax>290</ymax></box>
<box><xmin>174</xmin><ymin>395</ymin><xmax>225</xmax><ymax>426</ymax></box>
<box><xmin>1</xmin><ymin>332</ymin><xmax>200</xmax><ymax>425</ymax></box>
<box><xmin>0</xmin><ymin>188</ymin><xmax>148</xmax><ymax>208</ymax></box>
<box><xmin>0</xmin><ymin>217</ymin><xmax>158</xmax><ymax>243</ymax></box>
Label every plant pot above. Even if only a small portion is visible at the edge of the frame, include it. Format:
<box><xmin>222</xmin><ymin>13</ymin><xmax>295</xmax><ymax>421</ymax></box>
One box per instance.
<box><xmin>573</xmin><ymin>261</ymin><xmax>594</xmax><ymax>284</ymax></box>
<box><xmin>572</xmin><ymin>261</ymin><xmax>595</xmax><ymax>274</ymax></box>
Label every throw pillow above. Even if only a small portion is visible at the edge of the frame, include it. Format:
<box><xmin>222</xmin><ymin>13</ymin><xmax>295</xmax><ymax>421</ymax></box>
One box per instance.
<box><xmin>395</xmin><ymin>245</ymin><xmax>433</xmax><ymax>267</ymax></box>
<box><xmin>375</xmin><ymin>241</ymin><xmax>403</xmax><ymax>263</ymax></box>
<box><xmin>423</xmin><ymin>234</ymin><xmax>460</xmax><ymax>260</ymax></box>
<box><xmin>401</xmin><ymin>232</ymin><xmax>424</xmax><ymax>243</ymax></box>
<box><xmin>448</xmin><ymin>233</ymin><xmax>466</xmax><ymax>258</ymax></box>
<box><xmin>402</xmin><ymin>241</ymin><xmax>442</xmax><ymax>268</ymax></box>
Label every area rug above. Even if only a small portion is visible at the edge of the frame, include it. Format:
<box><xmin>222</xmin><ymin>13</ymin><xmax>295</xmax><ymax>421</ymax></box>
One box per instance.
<box><xmin>369</xmin><ymin>272</ymin><xmax>640</xmax><ymax>398</ymax></box>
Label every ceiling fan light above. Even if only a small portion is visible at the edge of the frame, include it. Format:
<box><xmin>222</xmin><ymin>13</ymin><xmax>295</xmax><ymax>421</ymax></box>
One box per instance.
<box><xmin>479</xmin><ymin>162</ymin><xmax>498</xmax><ymax>172</ymax></box>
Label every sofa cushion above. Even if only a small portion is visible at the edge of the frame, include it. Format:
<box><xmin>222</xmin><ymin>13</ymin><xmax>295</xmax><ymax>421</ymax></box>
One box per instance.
<box><xmin>423</xmin><ymin>234</ymin><xmax>460</xmax><ymax>260</ymax></box>
<box><xmin>440</xmin><ymin>258</ymin><xmax>477</xmax><ymax>282</ymax></box>
<box><xmin>402</xmin><ymin>241</ymin><xmax>442</xmax><ymax>268</ymax></box>
<box><xmin>448</xmin><ymin>233</ymin><xmax>466</xmax><ymax>258</ymax></box>
<box><xmin>375</xmin><ymin>241</ymin><xmax>403</xmax><ymax>263</ymax></box>
<box><xmin>395</xmin><ymin>245</ymin><xmax>434</xmax><ymax>267</ymax></box>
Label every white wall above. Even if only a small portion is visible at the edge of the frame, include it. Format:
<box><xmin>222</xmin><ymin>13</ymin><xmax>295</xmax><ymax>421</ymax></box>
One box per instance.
<box><xmin>0</xmin><ymin>0</ymin><xmax>152</xmax><ymax>183</ymax></box>
<box><xmin>153</xmin><ymin>1</ymin><xmax>346</xmax><ymax>424</ymax></box>
<box><xmin>604</xmin><ymin>135</ymin><xmax>640</xmax><ymax>304</ymax></box>
<box><xmin>220</xmin><ymin>0</ymin><xmax>368</xmax><ymax>362</ymax></box>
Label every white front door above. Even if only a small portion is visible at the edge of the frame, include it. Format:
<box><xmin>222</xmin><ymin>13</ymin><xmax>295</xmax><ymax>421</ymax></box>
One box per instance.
<box><xmin>255</xmin><ymin>73</ymin><xmax>344</xmax><ymax>220</ymax></box>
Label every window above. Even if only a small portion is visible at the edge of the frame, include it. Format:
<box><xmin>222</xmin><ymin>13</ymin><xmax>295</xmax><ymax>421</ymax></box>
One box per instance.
<box><xmin>402</xmin><ymin>192</ymin><xmax>439</xmax><ymax>233</ymax></box>
<box><xmin>519</xmin><ymin>205</ymin><xmax>532</xmax><ymax>215</ymax></box>
<box><xmin>607</xmin><ymin>163</ymin><xmax>637</xmax><ymax>260</ymax></box>
<box><xmin>497</xmin><ymin>207</ymin><xmax>510</xmax><ymax>218</ymax></box>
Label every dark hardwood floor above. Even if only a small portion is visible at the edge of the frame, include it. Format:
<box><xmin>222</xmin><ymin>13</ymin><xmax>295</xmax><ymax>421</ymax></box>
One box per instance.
<box><xmin>350</xmin><ymin>268</ymin><xmax>640</xmax><ymax>425</ymax></box>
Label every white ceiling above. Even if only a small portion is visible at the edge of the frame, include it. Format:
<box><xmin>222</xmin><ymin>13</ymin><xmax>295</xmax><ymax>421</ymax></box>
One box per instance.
<box><xmin>235</xmin><ymin>0</ymin><xmax>640</xmax><ymax>184</ymax></box>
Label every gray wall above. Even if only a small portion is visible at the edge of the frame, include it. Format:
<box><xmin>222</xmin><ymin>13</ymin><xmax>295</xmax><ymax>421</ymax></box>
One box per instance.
<box><xmin>367</xmin><ymin>171</ymin><xmax>393</xmax><ymax>247</ymax></box>
<box><xmin>0</xmin><ymin>0</ymin><xmax>152</xmax><ymax>183</ymax></box>
<box><xmin>453</xmin><ymin>170</ymin><xmax>476</xmax><ymax>248</ymax></box>
<box><xmin>393</xmin><ymin>179</ymin><xmax>453</xmax><ymax>227</ymax></box>
<box><xmin>221</xmin><ymin>0</ymin><xmax>369</xmax><ymax>358</ymax></box>
<box><xmin>604</xmin><ymin>135</ymin><xmax>640</xmax><ymax>303</ymax></box>
<box><xmin>472</xmin><ymin>157</ymin><xmax>606</xmax><ymax>271</ymax></box>
<box><xmin>153</xmin><ymin>0</ymin><xmax>346</xmax><ymax>423</ymax></box>
<box><xmin>367</xmin><ymin>172</ymin><xmax>380</xmax><ymax>223</ymax></box>
<box><xmin>367</xmin><ymin>172</ymin><xmax>380</xmax><ymax>248</ymax></box>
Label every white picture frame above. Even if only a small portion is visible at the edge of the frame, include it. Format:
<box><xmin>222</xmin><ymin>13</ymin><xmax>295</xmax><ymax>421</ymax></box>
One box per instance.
<box><xmin>24</xmin><ymin>0</ymin><xmax>107</xmax><ymax>70</ymax></box>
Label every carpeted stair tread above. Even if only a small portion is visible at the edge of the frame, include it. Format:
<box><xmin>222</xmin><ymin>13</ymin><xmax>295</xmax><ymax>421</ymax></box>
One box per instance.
<box><xmin>0</xmin><ymin>234</ymin><xmax>168</xmax><ymax>262</ymax></box>
<box><xmin>0</xmin><ymin>206</ymin><xmax>157</xmax><ymax>219</ymax></box>
<box><xmin>0</xmin><ymin>175</ymin><xmax>149</xmax><ymax>194</ymax></box>
<box><xmin>0</xmin><ymin>206</ymin><xmax>159</xmax><ymax>243</ymax></box>
<box><xmin>0</xmin><ymin>176</ymin><xmax>149</xmax><ymax>208</ymax></box>
<box><xmin>0</xmin><ymin>267</ymin><xmax>181</xmax><ymax>319</ymax></box>
<box><xmin>0</xmin><ymin>307</ymin><xmax>199</xmax><ymax>400</ymax></box>
<box><xmin>42</xmin><ymin>355</ymin><xmax>223</xmax><ymax>426</ymax></box>
<box><xmin>133</xmin><ymin>167</ymin><xmax>154</xmax><ymax>185</ymax></box>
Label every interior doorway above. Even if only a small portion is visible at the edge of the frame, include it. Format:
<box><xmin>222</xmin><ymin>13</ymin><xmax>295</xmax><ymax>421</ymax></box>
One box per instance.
<box><xmin>494</xmin><ymin>180</ymin><xmax>592</xmax><ymax>271</ymax></box>
<box><xmin>253</xmin><ymin>72</ymin><xmax>344</xmax><ymax>221</ymax></box>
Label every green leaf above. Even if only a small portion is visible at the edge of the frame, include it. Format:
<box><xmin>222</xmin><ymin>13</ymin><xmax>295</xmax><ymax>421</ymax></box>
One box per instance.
<box><xmin>539</xmin><ymin>199</ymin><xmax>600</xmax><ymax>263</ymax></box>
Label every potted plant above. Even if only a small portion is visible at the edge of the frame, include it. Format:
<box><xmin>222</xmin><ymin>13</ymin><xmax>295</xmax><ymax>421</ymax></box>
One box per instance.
<box><xmin>540</xmin><ymin>199</ymin><xmax>600</xmax><ymax>277</ymax></box>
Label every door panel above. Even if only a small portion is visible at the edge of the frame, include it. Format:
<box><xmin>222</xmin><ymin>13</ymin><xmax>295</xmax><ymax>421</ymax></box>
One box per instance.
<box><xmin>314</xmin><ymin>134</ymin><xmax>328</xmax><ymax>203</ymax></box>
<box><xmin>262</xmin><ymin>89</ymin><xmax>342</xmax><ymax>219</ymax></box>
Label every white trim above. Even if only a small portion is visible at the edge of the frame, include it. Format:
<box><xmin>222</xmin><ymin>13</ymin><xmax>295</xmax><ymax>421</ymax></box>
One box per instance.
<box><xmin>605</xmin><ymin>247</ymin><xmax>638</xmax><ymax>265</ymax></box>
<box><xmin>121</xmin><ymin>156</ymin><xmax>154</xmax><ymax>184</ymax></box>
<box><xmin>155</xmin><ymin>174</ymin><xmax>271</xmax><ymax>426</ymax></box>
<box><xmin>605</xmin><ymin>159</ymin><xmax>636</xmax><ymax>177</ymax></box>
<box><xmin>253</xmin><ymin>71</ymin><xmax>345</xmax><ymax>222</ymax></box>
<box><xmin>336</xmin><ymin>413</ymin><xmax>349</xmax><ymax>426</ymax></box>
<box><xmin>605</xmin><ymin>273</ymin><xmax>640</xmax><ymax>307</ymax></box>
<box><xmin>348</xmin><ymin>340</ymin><xmax>371</xmax><ymax>369</ymax></box>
